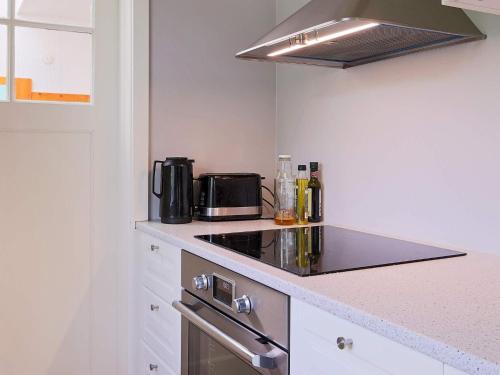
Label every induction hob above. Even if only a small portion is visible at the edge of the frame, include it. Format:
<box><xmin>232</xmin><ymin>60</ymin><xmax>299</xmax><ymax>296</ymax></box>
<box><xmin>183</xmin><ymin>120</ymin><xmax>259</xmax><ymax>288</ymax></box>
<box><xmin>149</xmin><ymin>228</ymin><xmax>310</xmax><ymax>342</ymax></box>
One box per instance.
<box><xmin>195</xmin><ymin>226</ymin><xmax>466</xmax><ymax>277</ymax></box>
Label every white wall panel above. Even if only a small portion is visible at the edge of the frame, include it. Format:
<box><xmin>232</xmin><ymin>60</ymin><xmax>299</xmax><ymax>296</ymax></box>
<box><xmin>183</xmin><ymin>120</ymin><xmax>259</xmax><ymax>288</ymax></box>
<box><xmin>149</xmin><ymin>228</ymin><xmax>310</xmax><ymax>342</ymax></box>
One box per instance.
<box><xmin>276</xmin><ymin>1</ymin><xmax>500</xmax><ymax>256</ymax></box>
<box><xmin>149</xmin><ymin>0</ymin><xmax>276</xmax><ymax>219</ymax></box>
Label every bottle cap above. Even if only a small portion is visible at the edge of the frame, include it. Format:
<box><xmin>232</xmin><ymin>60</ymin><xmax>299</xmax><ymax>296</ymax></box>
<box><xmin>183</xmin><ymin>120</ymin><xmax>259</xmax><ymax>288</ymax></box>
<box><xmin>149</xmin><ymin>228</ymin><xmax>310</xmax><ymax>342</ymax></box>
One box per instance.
<box><xmin>298</xmin><ymin>165</ymin><xmax>306</xmax><ymax>171</ymax></box>
<box><xmin>310</xmin><ymin>162</ymin><xmax>319</xmax><ymax>172</ymax></box>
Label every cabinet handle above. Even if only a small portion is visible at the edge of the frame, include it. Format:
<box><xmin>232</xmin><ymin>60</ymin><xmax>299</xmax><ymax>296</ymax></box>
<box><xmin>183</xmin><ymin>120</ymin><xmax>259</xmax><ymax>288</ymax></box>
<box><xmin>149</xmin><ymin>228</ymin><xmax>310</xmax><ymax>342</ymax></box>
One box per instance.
<box><xmin>337</xmin><ymin>337</ymin><xmax>353</xmax><ymax>350</ymax></box>
<box><xmin>150</xmin><ymin>304</ymin><xmax>160</xmax><ymax>312</ymax></box>
<box><xmin>150</xmin><ymin>244</ymin><xmax>159</xmax><ymax>252</ymax></box>
<box><xmin>149</xmin><ymin>363</ymin><xmax>158</xmax><ymax>371</ymax></box>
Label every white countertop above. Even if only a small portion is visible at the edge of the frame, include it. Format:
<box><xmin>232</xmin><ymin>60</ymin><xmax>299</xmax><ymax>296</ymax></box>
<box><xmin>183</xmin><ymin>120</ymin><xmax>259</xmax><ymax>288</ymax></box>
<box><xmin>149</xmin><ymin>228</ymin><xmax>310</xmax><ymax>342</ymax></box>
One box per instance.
<box><xmin>136</xmin><ymin>220</ymin><xmax>500</xmax><ymax>375</ymax></box>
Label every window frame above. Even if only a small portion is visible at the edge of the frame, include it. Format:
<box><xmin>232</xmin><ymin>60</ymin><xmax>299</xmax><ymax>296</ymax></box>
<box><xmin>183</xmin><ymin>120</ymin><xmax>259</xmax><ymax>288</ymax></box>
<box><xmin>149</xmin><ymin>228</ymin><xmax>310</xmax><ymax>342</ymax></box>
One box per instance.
<box><xmin>0</xmin><ymin>0</ymin><xmax>95</xmax><ymax>105</ymax></box>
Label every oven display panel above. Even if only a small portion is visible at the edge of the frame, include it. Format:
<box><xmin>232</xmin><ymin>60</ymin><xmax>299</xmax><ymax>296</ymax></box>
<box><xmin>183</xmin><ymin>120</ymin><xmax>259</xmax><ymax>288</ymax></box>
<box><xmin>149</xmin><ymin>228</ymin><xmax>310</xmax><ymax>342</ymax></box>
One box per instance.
<box><xmin>212</xmin><ymin>275</ymin><xmax>234</xmax><ymax>308</ymax></box>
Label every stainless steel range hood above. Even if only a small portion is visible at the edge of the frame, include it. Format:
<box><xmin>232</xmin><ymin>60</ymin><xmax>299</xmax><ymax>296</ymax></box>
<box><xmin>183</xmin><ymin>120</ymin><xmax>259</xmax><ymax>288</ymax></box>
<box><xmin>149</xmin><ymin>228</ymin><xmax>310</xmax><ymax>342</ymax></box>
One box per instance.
<box><xmin>236</xmin><ymin>0</ymin><xmax>486</xmax><ymax>68</ymax></box>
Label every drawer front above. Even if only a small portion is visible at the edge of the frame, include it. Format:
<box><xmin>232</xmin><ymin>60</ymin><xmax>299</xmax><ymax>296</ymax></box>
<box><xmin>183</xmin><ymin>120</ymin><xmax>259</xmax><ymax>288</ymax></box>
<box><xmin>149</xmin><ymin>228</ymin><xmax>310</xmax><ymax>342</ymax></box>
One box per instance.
<box><xmin>291</xmin><ymin>299</ymin><xmax>443</xmax><ymax>375</ymax></box>
<box><xmin>141</xmin><ymin>341</ymin><xmax>176</xmax><ymax>375</ymax></box>
<box><xmin>444</xmin><ymin>365</ymin><xmax>468</xmax><ymax>375</ymax></box>
<box><xmin>142</xmin><ymin>287</ymin><xmax>181</xmax><ymax>372</ymax></box>
<box><xmin>141</xmin><ymin>233</ymin><xmax>181</xmax><ymax>304</ymax></box>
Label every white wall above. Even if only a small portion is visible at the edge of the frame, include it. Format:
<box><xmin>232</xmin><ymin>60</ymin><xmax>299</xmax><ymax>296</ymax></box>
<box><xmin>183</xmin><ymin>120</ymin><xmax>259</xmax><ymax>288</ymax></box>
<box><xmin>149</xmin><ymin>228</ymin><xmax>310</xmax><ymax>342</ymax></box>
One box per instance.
<box><xmin>15</xmin><ymin>27</ymin><xmax>92</xmax><ymax>94</ymax></box>
<box><xmin>276</xmin><ymin>0</ymin><xmax>500</xmax><ymax>255</ymax></box>
<box><xmin>150</xmin><ymin>0</ymin><xmax>276</xmax><ymax>219</ymax></box>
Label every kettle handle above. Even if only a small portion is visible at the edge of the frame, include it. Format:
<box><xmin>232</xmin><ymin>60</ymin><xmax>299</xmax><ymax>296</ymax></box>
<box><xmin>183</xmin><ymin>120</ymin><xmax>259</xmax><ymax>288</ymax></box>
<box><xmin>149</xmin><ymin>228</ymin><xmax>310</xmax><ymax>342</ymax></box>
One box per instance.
<box><xmin>152</xmin><ymin>161</ymin><xmax>163</xmax><ymax>198</ymax></box>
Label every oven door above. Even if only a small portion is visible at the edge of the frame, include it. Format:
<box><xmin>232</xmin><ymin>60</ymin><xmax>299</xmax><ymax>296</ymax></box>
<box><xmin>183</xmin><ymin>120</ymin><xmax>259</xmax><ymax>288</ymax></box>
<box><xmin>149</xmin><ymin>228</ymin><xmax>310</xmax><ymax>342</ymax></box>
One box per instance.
<box><xmin>173</xmin><ymin>290</ymin><xmax>288</xmax><ymax>375</ymax></box>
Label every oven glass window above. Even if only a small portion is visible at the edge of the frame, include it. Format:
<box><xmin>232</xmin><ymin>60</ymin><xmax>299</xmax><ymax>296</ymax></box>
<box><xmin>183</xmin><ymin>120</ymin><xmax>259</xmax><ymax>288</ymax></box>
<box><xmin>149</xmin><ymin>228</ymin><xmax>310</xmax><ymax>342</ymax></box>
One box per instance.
<box><xmin>188</xmin><ymin>325</ymin><xmax>260</xmax><ymax>375</ymax></box>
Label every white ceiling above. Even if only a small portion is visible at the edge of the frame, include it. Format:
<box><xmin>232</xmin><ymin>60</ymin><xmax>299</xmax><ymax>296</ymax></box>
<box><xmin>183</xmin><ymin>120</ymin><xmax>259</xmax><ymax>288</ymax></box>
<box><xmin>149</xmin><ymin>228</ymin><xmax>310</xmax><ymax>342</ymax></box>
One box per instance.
<box><xmin>16</xmin><ymin>0</ymin><xmax>92</xmax><ymax>27</ymax></box>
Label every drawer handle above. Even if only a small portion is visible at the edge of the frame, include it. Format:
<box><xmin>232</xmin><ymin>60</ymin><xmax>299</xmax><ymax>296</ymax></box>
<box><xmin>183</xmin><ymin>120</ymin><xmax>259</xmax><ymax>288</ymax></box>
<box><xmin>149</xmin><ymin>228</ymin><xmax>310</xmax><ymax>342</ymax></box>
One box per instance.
<box><xmin>150</xmin><ymin>244</ymin><xmax>159</xmax><ymax>252</ymax></box>
<box><xmin>149</xmin><ymin>363</ymin><xmax>158</xmax><ymax>371</ymax></box>
<box><xmin>150</xmin><ymin>304</ymin><xmax>160</xmax><ymax>312</ymax></box>
<box><xmin>337</xmin><ymin>337</ymin><xmax>353</xmax><ymax>350</ymax></box>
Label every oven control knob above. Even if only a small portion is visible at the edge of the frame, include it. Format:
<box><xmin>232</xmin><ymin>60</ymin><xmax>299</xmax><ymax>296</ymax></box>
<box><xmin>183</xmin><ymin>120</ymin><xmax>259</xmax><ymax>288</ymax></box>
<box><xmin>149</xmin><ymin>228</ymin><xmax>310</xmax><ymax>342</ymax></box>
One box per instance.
<box><xmin>192</xmin><ymin>275</ymin><xmax>209</xmax><ymax>291</ymax></box>
<box><xmin>233</xmin><ymin>295</ymin><xmax>252</xmax><ymax>314</ymax></box>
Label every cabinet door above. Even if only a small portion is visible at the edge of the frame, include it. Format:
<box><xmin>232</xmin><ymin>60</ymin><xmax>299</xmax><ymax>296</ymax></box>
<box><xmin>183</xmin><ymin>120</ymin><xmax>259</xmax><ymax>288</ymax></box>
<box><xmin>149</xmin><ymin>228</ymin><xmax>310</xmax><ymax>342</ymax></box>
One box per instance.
<box><xmin>140</xmin><ymin>232</ymin><xmax>181</xmax><ymax>304</ymax></box>
<box><xmin>136</xmin><ymin>231</ymin><xmax>181</xmax><ymax>375</ymax></box>
<box><xmin>0</xmin><ymin>1</ymin><xmax>121</xmax><ymax>373</ymax></box>
<box><xmin>142</xmin><ymin>287</ymin><xmax>181</xmax><ymax>375</ymax></box>
<box><xmin>290</xmin><ymin>298</ymin><xmax>443</xmax><ymax>375</ymax></box>
<box><xmin>444</xmin><ymin>365</ymin><xmax>468</xmax><ymax>375</ymax></box>
<box><xmin>443</xmin><ymin>0</ymin><xmax>500</xmax><ymax>15</ymax></box>
<box><xmin>140</xmin><ymin>341</ymin><xmax>176</xmax><ymax>375</ymax></box>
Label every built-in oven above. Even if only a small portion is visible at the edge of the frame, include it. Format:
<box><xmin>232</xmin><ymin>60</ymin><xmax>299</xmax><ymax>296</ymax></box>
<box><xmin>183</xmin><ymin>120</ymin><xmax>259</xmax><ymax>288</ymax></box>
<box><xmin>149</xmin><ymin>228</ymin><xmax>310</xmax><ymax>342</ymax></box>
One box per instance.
<box><xmin>172</xmin><ymin>251</ymin><xmax>289</xmax><ymax>375</ymax></box>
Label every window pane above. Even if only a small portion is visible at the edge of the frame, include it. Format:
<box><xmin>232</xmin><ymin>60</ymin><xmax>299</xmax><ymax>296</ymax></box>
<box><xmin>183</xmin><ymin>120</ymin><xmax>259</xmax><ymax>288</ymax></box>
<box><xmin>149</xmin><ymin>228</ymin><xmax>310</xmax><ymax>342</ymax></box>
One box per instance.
<box><xmin>15</xmin><ymin>0</ymin><xmax>92</xmax><ymax>27</ymax></box>
<box><xmin>0</xmin><ymin>0</ymin><xmax>7</xmax><ymax>19</ymax></box>
<box><xmin>15</xmin><ymin>27</ymin><xmax>92</xmax><ymax>103</ymax></box>
<box><xmin>0</xmin><ymin>25</ymin><xmax>7</xmax><ymax>101</ymax></box>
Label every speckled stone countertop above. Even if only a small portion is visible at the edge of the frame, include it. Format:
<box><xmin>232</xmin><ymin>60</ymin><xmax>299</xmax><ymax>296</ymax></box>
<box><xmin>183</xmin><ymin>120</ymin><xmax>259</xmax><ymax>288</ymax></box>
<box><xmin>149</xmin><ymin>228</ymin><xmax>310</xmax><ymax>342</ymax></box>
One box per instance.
<box><xmin>136</xmin><ymin>220</ymin><xmax>500</xmax><ymax>375</ymax></box>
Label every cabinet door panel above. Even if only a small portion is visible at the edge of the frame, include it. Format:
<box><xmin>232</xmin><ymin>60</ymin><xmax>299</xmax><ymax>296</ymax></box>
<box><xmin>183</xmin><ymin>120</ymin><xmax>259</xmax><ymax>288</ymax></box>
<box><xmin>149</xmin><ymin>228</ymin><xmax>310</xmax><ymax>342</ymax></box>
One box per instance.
<box><xmin>137</xmin><ymin>232</ymin><xmax>181</xmax><ymax>375</ymax></box>
<box><xmin>140</xmin><ymin>341</ymin><xmax>176</xmax><ymax>375</ymax></box>
<box><xmin>141</xmin><ymin>233</ymin><xmax>181</xmax><ymax>304</ymax></box>
<box><xmin>0</xmin><ymin>133</ymin><xmax>91</xmax><ymax>375</ymax></box>
<box><xmin>142</xmin><ymin>288</ymin><xmax>181</xmax><ymax>374</ymax></box>
<box><xmin>443</xmin><ymin>0</ymin><xmax>500</xmax><ymax>15</ymax></box>
<box><xmin>291</xmin><ymin>298</ymin><xmax>443</xmax><ymax>375</ymax></box>
<box><xmin>444</xmin><ymin>364</ymin><xmax>468</xmax><ymax>375</ymax></box>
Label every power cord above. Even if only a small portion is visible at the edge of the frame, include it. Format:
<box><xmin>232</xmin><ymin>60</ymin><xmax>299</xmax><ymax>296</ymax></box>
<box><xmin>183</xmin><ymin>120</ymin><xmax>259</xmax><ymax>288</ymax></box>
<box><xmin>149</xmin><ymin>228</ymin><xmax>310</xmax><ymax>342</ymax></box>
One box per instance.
<box><xmin>262</xmin><ymin>185</ymin><xmax>275</xmax><ymax>210</ymax></box>
<box><xmin>263</xmin><ymin>197</ymin><xmax>274</xmax><ymax>209</ymax></box>
<box><xmin>262</xmin><ymin>185</ymin><xmax>275</xmax><ymax>198</ymax></box>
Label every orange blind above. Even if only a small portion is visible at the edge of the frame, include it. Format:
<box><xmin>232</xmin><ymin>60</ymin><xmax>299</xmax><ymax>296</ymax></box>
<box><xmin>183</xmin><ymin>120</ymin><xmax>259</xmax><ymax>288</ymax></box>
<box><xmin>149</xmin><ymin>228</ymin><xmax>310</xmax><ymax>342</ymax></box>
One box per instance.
<box><xmin>15</xmin><ymin>78</ymin><xmax>33</xmax><ymax>100</ymax></box>
<box><xmin>31</xmin><ymin>92</ymin><xmax>91</xmax><ymax>103</ymax></box>
<box><xmin>0</xmin><ymin>76</ymin><xmax>90</xmax><ymax>103</ymax></box>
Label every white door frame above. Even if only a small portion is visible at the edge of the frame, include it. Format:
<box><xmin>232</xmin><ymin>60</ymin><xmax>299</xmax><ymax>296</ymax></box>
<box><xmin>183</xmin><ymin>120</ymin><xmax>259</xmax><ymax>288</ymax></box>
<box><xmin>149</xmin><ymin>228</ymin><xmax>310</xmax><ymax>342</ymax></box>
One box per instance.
<box><xmin>118</xmin><ymin>0</ymin><xmax>149</xmax><ymax>374</ymax></box>
<box><xmin>120</xmin><ymin>0</ymin><xmax>149</xmax><ymax>224</ymax></box>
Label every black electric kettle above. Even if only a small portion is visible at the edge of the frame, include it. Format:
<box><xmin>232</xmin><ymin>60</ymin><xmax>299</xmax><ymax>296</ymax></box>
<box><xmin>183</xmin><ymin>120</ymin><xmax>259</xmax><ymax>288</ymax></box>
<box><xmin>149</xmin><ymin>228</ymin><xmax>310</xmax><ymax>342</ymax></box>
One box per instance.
<box><xmin>153</xmin><ymin>157</ymin><xmax>195</xmax><ymax>224</ymax></box>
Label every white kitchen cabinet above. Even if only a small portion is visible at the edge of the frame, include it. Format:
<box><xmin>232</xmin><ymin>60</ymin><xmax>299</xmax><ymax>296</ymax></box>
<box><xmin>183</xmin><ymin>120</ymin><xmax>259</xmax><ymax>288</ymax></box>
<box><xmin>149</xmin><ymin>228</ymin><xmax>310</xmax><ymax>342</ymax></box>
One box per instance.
<box><xmin>290</xmin><ymin>298</ymin><xmax>444</xmax><ymax>375</ymax></box>
<box><xmin>444</xmin><ymin>365</ymin><xmax>468</xmax><ymax>375</ymax></box>
<box><xmin>140</xmin><ymin>341</ymin><xmax>175</xmax><ymax>375</ymax></box>
<box><xmin>443</xmin><ymin>0</ymin><xmax>500</xmax><ymax>15</ymax></box>
<box><xmin>141</xmin><ymin>232</ymin><xmax>182</xmax><ymax>304</ymax></box>
<box><xmin>137</xmin><ymin>232</ymin><xmax>181</xmax><ymax>375</ymax></box>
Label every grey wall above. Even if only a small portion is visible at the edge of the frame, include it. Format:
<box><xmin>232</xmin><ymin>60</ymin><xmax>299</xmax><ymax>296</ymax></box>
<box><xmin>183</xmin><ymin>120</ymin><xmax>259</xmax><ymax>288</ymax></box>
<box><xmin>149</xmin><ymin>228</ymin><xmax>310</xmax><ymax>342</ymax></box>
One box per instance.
<box><xmin>150</xmin><ymin>0</ymin><xmax>276</xmax><ymax>219</ymax></box>
<box><xmin>276</xmin><ymin>0</ymin><xmax>500</xmax><ymax>255</ymax></box>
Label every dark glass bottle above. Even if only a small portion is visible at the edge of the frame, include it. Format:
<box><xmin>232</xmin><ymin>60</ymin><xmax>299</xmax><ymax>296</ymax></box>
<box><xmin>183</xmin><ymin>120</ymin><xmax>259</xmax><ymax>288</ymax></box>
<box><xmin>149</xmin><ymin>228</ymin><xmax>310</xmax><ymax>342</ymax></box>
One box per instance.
<box><xmin>307</xmin><ymin>162</ymin><xmax>322</xmax><ymax>223</ymax></box>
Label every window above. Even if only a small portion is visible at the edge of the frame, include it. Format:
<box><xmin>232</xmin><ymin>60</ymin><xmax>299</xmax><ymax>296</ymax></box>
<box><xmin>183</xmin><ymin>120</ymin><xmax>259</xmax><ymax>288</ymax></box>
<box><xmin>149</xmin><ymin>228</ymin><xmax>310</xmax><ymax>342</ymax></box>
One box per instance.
<box><xmin>0</xmin><ymin>25</ymin><xmax>6</xmax><ymax>101</ymax></box>
<box><xmin>0</xmin><ymin>0</ymin><xmax>93</xmax><ymax>104</ymax></box>
<box><xmin>0</xmin><ymin>0</ymin><xmax>6</xmax><ymax>19</ymax></box>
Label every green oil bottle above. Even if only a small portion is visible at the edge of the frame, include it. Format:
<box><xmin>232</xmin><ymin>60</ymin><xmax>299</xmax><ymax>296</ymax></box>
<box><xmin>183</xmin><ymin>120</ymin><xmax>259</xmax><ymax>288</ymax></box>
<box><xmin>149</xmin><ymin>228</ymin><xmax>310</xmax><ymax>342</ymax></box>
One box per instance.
<box><xmin>295</xmin><ymin>165</ymin><xmax>309</xmax><ymax>225</ymax></box>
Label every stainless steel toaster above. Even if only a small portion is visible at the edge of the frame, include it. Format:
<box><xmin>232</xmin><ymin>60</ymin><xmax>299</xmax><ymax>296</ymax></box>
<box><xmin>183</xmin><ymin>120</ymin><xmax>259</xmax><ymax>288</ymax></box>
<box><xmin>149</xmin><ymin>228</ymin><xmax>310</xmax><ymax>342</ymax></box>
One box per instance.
<box><xmin>197</xmin><ymin>173</ymin><xmax>263</xmax><ymax>221</ymax></box>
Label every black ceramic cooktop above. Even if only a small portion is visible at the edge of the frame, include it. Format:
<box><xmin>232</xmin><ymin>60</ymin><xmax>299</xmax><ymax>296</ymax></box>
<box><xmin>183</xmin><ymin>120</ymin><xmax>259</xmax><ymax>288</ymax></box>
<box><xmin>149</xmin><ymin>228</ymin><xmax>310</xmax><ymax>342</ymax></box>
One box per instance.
<box><xmin>195</xmin><ymin>226</ymin><xmax>466</xmax><ymax>277</ymax></box>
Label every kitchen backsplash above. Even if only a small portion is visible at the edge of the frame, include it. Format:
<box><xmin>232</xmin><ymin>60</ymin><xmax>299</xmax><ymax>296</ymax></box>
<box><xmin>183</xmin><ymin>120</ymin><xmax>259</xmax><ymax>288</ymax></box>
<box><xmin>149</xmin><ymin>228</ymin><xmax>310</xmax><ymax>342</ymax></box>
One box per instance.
<box><xmin>276</xmin><ymin>0</ymin><xmax>500</xmax><ymax>255</ymax></box>
<box><xmin>149</xmin><ymin>0</ymin><xmax>276</xmax><ymax>220</ymax></box>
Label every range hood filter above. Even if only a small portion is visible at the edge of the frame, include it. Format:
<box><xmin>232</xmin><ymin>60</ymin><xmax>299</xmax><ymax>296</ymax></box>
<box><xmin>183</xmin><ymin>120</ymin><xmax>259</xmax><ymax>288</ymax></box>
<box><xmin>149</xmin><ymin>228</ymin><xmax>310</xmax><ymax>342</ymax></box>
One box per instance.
<box><xmin>236</xmin><ymin>0</ymin><xmax>486</xmax><ymax>68</ymax></box>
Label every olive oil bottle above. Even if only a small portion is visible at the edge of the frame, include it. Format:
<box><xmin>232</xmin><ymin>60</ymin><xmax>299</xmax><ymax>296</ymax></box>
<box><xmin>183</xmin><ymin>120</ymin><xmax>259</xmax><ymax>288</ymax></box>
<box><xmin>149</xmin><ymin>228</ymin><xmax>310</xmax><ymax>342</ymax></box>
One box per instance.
<box><xmin>295</xmin><ymin>165</ymin><xmax>309</xmax><ymax>225</ymax></box>
<box><xmin>307</xmin><ymin>162</ymin><xmax>322</xmax><ymax>222</ymax></box>
<box><xmin>296</xmin><ymin>227</ymin><xmax>309</xmax><ymax>271</ymax></box>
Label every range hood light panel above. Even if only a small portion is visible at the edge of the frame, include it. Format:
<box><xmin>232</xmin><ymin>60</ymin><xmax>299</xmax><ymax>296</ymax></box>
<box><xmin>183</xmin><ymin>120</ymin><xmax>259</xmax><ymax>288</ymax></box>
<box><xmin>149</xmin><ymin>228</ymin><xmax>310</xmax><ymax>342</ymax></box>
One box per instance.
<box><xmin>267</xmin><ymin>22</ymin><xmax>380</xmax><ymax>57</ymax></box>
<box><xmin>238</xmin><ymin>0</ymin><xmax>486</xmax><ymax>68</ymax></box>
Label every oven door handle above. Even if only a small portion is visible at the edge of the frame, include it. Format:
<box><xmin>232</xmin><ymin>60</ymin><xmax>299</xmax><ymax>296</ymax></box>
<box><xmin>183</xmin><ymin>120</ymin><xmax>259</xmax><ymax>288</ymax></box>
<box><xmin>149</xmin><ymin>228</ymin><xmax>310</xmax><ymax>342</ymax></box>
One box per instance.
<box><xmin>172</xmin><ymin>300</ymin><xmax>278</xmax><ymax>369</ymax></box>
